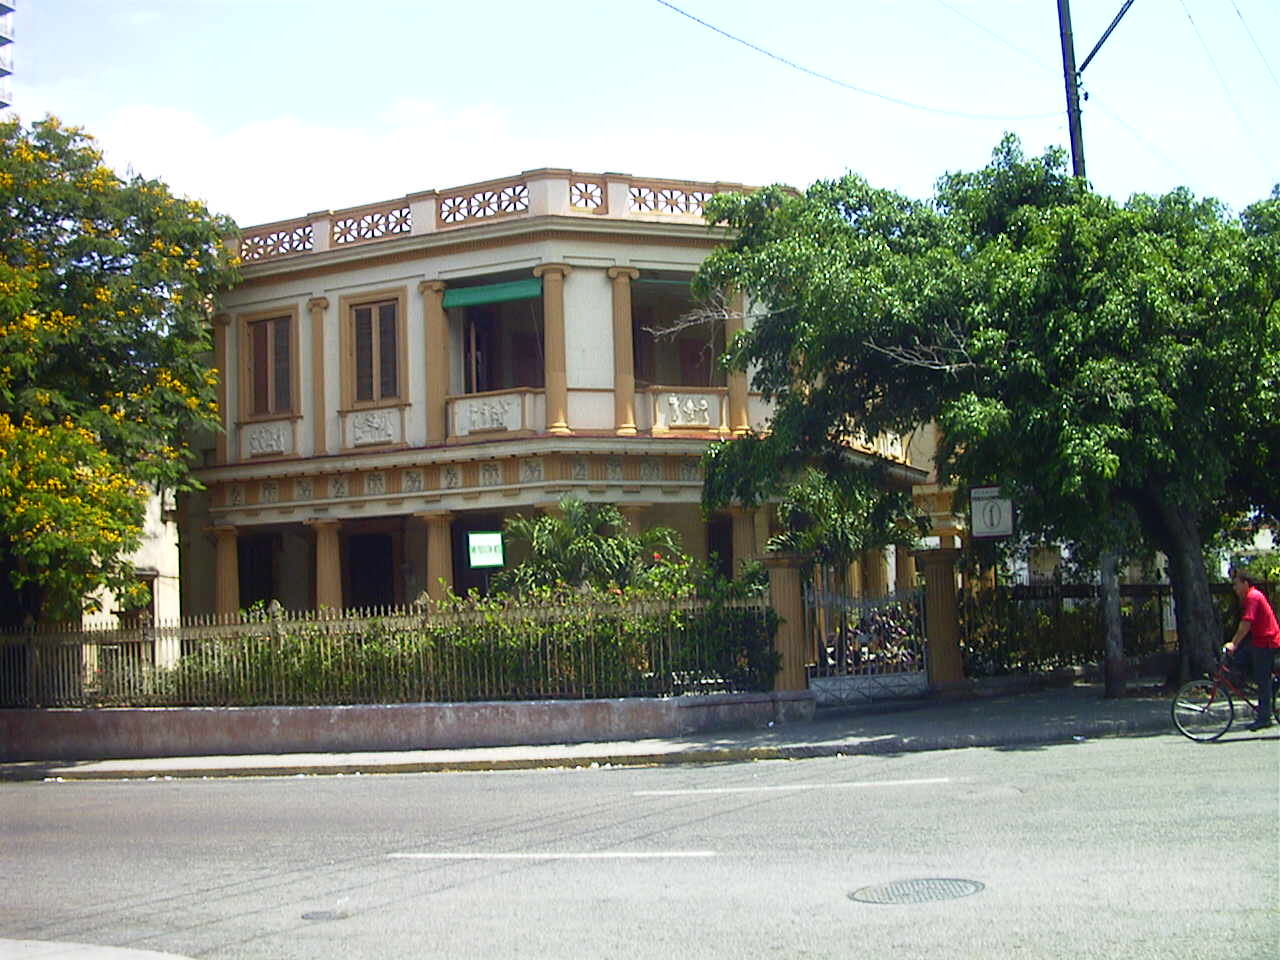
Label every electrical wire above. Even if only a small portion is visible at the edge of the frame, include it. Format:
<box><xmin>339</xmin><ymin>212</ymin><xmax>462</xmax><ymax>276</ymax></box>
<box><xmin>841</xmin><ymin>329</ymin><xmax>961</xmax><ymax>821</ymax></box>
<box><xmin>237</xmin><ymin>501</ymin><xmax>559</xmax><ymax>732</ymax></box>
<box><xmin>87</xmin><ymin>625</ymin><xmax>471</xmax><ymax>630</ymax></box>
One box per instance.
<box><xmin>1230</xmin><ymin>0</ymin><xmax>1280</xmax><ymax>97</ymax></box>
<box><xmin>652</xmin><ymin>0</ymin><xmax>1059</xmax><ymax>122</ymax></box>
<box><xmin>1178</xmin><ymin>0</ymin><xmax>1269</xmax><ymax>172</ymax></box>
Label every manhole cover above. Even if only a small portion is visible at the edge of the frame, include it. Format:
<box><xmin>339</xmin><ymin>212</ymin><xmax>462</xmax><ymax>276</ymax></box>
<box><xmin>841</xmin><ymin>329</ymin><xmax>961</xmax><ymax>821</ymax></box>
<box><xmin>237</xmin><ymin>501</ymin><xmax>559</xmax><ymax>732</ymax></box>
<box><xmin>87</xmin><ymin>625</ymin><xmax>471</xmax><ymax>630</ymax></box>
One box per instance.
<box><xmin>849</xmin><ymin>878</ymin><xmax>984</xmax><ymax>905</ymax></box>
<box><xmin>301</xmin><ymin>910</ymin><xmax>349</xmax><ymax>922</ymax></box>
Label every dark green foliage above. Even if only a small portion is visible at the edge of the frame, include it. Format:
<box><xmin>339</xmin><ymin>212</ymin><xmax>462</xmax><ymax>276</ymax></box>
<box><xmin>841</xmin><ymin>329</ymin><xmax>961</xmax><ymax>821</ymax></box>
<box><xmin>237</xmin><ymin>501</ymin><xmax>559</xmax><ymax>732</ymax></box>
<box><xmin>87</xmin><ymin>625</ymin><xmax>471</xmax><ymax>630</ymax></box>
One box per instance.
<box><xmin>149</xmin><ymin>591</ymin><xmax>779</xmax><ymax>707</ymax></box>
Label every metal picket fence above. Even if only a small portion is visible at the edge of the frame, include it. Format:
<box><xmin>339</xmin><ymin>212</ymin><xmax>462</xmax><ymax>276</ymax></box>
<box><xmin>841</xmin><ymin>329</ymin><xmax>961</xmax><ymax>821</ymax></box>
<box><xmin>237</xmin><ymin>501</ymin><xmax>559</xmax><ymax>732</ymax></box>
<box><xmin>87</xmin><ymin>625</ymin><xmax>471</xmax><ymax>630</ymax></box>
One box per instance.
<box><xmin>0</xmin><ymin>597</ymin><xmax>777</xmax><ymax>708</ymax></box>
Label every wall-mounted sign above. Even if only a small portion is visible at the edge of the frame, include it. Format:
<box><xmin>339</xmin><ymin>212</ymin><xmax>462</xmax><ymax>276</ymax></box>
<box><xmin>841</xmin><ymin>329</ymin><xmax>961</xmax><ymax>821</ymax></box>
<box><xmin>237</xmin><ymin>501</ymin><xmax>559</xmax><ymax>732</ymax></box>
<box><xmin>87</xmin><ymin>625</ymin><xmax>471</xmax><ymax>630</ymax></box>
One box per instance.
<box><xmin>467</xmin><ymin>531</ymin><xmax>505</xmax><ymax>568</ymax></box>
<box><xmin>970</xmin><ymin>486</ymin><xmax>1014</xmax><ymax>539</ymax></box>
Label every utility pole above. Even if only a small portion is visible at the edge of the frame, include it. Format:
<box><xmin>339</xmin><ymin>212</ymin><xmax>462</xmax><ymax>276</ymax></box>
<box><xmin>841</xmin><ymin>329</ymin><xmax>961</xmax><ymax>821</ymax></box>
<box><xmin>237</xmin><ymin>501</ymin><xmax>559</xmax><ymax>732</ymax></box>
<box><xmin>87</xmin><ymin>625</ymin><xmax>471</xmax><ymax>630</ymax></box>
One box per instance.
<box><xmin>1057</xmin><ymin>0</ymin><xmax>1087</xmax><ymax>179</ymax></box>
<box><xmin>1054</xmin><ymin>0</ymin><xmax>1137</xmax><ymax>696</ymax></box>
<box><xmin>1056</xmin><ymin>0</ymin><xmax>1136</xmax><ymax>180</ymax></box>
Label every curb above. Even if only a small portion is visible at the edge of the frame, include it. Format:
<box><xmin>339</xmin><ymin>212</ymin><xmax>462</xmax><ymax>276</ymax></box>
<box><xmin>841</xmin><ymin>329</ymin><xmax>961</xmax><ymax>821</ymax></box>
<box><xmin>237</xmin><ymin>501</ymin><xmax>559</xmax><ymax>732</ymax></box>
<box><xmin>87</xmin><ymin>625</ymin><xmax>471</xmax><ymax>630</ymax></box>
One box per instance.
<box><xmin>2</xmin><ymin>712</ymin><xmax>1175</xmax><ymax>782</ymax></box>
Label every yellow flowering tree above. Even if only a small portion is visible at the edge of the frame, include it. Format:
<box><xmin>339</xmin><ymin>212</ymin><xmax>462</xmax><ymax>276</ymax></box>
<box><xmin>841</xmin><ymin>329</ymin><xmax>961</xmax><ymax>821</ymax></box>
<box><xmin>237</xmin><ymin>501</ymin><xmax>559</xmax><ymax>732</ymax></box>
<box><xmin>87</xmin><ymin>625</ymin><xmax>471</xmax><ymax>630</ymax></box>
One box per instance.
<box><xmin>0</xmin><ymin>117</ymin><xmax>238</xmax><ymax>623</ymax></box>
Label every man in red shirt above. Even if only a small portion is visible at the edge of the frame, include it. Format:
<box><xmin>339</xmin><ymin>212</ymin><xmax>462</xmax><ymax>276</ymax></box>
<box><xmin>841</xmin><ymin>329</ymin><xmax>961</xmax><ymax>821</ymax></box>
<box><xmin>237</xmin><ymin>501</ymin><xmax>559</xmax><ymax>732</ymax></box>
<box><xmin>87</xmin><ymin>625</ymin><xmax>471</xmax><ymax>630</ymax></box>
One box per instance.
<box><xmin>1225</xmin><ymin>566</ymin><xmax>1280</xmax><ymax>731</ymax></box>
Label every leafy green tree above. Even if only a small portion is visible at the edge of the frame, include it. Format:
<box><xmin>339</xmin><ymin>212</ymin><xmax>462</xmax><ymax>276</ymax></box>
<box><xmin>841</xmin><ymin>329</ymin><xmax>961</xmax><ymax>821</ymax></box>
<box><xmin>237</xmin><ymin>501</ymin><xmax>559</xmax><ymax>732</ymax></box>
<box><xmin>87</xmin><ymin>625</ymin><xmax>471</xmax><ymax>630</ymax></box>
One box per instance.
<box><xmin>0</xmin><ymin>117</ymin><xmax>238</xmax><ymax>623</ymax></box>
<box><xmin>695</xmin><ymin>137</ymin><xmax>1279</xmax><ymax>679</ymax></box>
<box><xmin>492</xmin><ymin>498</ymin><xmax>687</xmax><ymax>595</ymax></box>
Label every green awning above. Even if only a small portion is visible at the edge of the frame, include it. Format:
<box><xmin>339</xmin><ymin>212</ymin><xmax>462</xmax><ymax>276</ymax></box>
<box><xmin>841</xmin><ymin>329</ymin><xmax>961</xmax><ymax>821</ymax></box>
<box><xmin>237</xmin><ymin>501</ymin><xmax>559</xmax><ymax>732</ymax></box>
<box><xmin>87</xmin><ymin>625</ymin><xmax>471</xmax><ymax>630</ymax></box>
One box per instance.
<box><xmin>442</xmin><ymin>278</ymin><xmax>542</xmax><ymax>309</ymax></box>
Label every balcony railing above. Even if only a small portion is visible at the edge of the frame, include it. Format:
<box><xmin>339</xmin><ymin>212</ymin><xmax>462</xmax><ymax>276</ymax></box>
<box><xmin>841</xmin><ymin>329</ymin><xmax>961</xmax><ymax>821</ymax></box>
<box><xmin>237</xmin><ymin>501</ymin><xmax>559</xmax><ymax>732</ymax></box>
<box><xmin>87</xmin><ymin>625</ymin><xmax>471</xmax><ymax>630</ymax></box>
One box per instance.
<box><xmin>237</xmin><ymin>170</ymin><xmax>750</xmax><ymax>266</ymax></box>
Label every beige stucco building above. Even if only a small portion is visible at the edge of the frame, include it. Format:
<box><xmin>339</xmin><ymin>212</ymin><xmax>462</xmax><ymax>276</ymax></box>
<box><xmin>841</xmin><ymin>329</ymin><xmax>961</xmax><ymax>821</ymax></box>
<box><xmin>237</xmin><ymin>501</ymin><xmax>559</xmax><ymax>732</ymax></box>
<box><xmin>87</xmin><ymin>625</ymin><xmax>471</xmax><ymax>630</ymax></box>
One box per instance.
<box><xmin>179</xmin><ymin>169</ymin><xmax>927</xmax><ymax>616</ymax></box>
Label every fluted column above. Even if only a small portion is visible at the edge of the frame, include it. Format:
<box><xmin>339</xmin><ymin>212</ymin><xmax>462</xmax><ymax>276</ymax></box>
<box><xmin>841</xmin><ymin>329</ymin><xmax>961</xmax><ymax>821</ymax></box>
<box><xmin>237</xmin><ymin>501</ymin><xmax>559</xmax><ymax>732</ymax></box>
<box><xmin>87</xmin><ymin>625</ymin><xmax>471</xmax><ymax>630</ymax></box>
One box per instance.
<box><xmin>213</xmin><ymin>314</ymin><xmax>231</xmax><ymax>463</ymax></box>
<box><xmin>894</xmin><ymin>544</ymin><xmax>917</xmax><ymax>593</ymax></box>
<box><xmin>726</xmin><ymin>290</ymin><xmax>749</xmax><ymax>435</ymax></box>
<box><xmin>533</xmin><ymin>264</ymin><xmax>572</xmax><ymax>436</ymax></box>
<box><xmin>915</xmin><ymin>547</ymin><xmax>964</xmax><ymax>688</ymax></box>
<box><xmin>309</xmin><ymin>519</ymin><xmax>343</xmax><ymax>611</ymax></box>
<box><xmin>213</xmin><ymin>525</ymin><xmax>239</xmax><ymax>616</ymax></box>
<box><xmin>862</xmin><ymin>547</ymin><xmax>889</xmax><ymax>598</ymax></box>
<box><xmin>607</xmin><ymin>266</ymin><xmax>639</xmax><ymax>436</ymax></box>
<box><xmin>307</xmin><ymin>297</ymin><xmax>329</xmax><ymax>455</ymax></box>
<box><xmin>419</xmin><ymin>280</ymin><xmax>448</xmax><ymax>443</ymax></box>
<box><xmin>418</xmin><ymin>511</ymin><xmax>454</xmax><ymax>602</ymax></box>
<box><xmin>763</xmin><ymin>552</ymin><xmax>808</xmax><ymax>692</ymax></box>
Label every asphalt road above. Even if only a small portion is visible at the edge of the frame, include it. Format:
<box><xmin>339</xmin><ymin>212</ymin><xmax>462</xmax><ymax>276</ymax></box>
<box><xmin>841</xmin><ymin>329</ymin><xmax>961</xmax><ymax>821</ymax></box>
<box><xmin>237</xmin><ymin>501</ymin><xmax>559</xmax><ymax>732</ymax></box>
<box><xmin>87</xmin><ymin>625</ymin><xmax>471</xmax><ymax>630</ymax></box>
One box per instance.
<box><xmin>3</xmin><ymin>732</ymin><xmax>1277</xmax><ymax>959</ymax></box>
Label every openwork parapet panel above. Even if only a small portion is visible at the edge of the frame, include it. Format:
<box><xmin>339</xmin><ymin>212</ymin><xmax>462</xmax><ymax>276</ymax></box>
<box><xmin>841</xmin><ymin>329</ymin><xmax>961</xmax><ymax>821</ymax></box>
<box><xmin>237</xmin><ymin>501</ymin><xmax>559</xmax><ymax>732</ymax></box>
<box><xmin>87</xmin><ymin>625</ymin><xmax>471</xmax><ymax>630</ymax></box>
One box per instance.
<box><xmin>239</xmin><ymin>223</ymin><xmax>314</xmax><ymax>262</ymax></box>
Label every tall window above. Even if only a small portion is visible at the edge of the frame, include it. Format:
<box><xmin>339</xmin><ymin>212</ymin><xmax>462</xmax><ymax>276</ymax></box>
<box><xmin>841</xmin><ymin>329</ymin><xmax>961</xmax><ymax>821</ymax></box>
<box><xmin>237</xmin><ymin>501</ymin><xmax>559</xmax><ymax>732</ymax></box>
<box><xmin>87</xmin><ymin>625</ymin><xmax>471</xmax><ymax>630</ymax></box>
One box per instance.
<box><xmin>352</xmin><ymin>299</ymin><xmax>399</xmax><ymax>403</ymax></box>
<box><xmin>247</xmin><ymin>314</ymin><xmax>292</xmax><ymax>415</ymax></box>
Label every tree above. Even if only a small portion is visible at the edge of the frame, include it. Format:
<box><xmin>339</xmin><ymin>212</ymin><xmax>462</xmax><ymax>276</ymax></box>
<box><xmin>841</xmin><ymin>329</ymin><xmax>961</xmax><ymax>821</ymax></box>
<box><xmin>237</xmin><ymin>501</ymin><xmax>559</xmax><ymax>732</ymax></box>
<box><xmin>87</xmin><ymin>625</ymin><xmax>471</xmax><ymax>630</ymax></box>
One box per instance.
<box><xmin>0</xmin><ymin>117</ymin><xmax>239</xmax><ymax>623</ymax></box>
<box><xmin>491</xmin><ymin>498</ymin><xmax>686</xmax><ymax>595</ymax></box>
<box><xmin>694</xmin><ymin>137</ymin><xmax>1279</xmax><ymax>680</ymax></box>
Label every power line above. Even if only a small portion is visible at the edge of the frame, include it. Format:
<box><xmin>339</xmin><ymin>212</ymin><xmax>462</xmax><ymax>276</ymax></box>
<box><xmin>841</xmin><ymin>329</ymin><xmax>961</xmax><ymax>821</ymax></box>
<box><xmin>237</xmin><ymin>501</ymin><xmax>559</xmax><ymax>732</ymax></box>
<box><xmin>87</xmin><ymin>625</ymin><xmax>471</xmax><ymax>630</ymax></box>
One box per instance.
<box><xmin>652</xmin><ymin>0</ymin><xmax>1060</xmax><ymax>122</ymax></box>
<box><xmin>1230</xmin><ymin>1</ymin><xmax>1280</xmax><ymax>96</ymax></box>
<box><xmin>1178</xmin><ymin>0</ymin><xmax>1269</xmax><ymax>173</ymax></box>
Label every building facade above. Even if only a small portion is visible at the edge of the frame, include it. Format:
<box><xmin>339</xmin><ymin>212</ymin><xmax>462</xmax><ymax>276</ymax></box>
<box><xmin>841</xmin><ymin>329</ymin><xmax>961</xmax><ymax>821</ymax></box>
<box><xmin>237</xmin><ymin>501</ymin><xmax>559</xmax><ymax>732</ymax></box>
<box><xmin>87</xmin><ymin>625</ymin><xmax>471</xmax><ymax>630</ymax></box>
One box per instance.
<box><xmin>180</xmin><ymin>169</ymin><xmax>926</xmax><ymax>616</ymax></box>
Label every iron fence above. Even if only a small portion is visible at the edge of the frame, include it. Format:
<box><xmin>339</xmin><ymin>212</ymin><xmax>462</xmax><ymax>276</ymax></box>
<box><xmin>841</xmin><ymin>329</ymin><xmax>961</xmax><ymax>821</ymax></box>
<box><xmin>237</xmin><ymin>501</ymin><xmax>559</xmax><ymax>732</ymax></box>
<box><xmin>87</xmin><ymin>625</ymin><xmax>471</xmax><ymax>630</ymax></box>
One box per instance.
<box><xmin>0</xmin><ymin>597</ymin><xmax>777</xmax><ymax>708</ymax></box>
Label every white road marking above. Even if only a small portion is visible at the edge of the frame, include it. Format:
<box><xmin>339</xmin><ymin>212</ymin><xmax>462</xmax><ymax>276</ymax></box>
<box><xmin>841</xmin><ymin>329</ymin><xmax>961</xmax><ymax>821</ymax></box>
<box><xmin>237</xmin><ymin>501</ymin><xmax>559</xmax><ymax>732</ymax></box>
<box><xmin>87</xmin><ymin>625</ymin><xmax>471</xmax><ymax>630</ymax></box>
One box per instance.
<box><xmin>388</xmin><ymin>851</ymin><xmax>717</xmax><ymax>861</ymax></box>
<box><xmin>632</xmin><ymin>776</ymin><xmax>952</xmax><ymax>797</ymax></box>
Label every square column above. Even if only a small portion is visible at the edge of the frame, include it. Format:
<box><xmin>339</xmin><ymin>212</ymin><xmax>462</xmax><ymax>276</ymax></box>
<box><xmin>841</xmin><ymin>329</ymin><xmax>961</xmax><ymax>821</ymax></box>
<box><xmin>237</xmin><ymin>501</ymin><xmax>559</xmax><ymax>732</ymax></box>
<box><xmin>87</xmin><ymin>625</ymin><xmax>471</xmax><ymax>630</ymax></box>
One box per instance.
<box><xmin>416</xmin><ymin>511</ymin><xmax>454</xmax><ymax>602</ymax></box>
<box><xmin>730</xmin><ymin>506</ymin><xmax>756</xmax><ymax>576</ymax></box>
<box><xmin>308</xmin><ymin>519</ymin><xmax>343</xmax><ymax>611</ymax></box>
<box><xmin>212</xmin><ymin>525</ymin><xmax>239</xmax><ymax>616</ymax></box>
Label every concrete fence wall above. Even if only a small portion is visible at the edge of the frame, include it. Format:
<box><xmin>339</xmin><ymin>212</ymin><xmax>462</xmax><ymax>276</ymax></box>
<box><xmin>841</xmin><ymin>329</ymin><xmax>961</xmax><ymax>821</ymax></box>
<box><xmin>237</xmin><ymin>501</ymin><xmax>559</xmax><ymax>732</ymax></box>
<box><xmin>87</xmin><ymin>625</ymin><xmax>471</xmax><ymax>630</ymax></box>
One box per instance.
<box><xmin>0</xmin><ymin>690</ymin><xmax>816</xmax><ymax>762</ymax></box>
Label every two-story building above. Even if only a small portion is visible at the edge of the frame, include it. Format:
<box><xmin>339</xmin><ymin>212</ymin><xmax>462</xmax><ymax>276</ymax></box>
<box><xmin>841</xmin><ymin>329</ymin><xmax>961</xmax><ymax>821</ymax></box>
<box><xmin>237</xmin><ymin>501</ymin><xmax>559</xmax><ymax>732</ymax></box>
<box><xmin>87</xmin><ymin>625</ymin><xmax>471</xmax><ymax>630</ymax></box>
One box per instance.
<box><xmin>179</xmin><ymin>169</ymin><xmax>927</xmax><ymax>616</ymax></box>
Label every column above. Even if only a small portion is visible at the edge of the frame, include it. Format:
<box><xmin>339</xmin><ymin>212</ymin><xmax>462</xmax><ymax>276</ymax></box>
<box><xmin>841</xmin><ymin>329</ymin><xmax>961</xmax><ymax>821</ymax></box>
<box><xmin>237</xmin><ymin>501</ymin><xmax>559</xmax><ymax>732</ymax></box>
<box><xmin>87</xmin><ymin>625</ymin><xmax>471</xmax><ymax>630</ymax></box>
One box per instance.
<box><xmin>915</xmin><ymin>547</ymin><xmax>965</xmax><ymax>688</ymax></box>
<box><xmin>533</xmin><ymin>264</ymin><xmax>572</xmax><ymax>436</ymax></box>
<box><xmin>307</xmin><ymin>297</ymin><xmax>329</xmax><ymax>456</ymax></box>
<box><xmin>618</xmin><ymin>503</ymin><xmax>648</xmax><ymax>534</ymax></box>
<box><xmin>213</xmin><ymin>525</ymin><xmax>239</xmax><ymax>616</ymax></box>
<box><xmin>730</xmin><ymin>506</ymin><xmax>756</xmax><ymax>576</ymax></box>
<box><xmin>417</xmin><ymin>511</ymin><xmax>454</xmax><ymax>602</ymax></box>
<box><xmin>213</xmin><ymin>314</ymin><xmax>231</xmax><ymax>463</ymax></box>
<box><xmin>762</xmin><ymin>552</ymin><xmax>809</xmax><ymax>692</ymax></box>
<box><xmin>861</xmin><ymin>547</ymin><xmax>888</xmax><ymax>598</ymax></box>
<box><xmin>607</xmin><ymin>267</ymin><xmax>639</xmax><ymax>436</ymax></box>
<box><xmin>894</xmin><ymin>544</ymin><xmax>917</xmax><ymax>593</ymax></box>
<box><xmin>309</xmin><ymin>519</ymin><xmax>343</xmax><ymax>611</ymax></box>
<box><xmin>419</xmin><ymin>280</ymin><xmax>448</xmax><ymax>443</ymax></box>
<box><xmin>726</xmin><ymin>291</ymin><xmax>749</xmax><ymax>435</ymax></box>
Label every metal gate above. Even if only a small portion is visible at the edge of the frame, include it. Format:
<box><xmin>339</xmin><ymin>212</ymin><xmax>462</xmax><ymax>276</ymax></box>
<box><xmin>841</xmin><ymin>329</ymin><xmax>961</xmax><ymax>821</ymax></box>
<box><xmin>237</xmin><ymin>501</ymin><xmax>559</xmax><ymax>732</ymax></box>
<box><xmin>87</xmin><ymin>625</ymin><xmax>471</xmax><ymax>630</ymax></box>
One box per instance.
<box><xmin>804</xmin><ymin>570</ymin><xmax>928</xmax><ymax>707</ymax></box>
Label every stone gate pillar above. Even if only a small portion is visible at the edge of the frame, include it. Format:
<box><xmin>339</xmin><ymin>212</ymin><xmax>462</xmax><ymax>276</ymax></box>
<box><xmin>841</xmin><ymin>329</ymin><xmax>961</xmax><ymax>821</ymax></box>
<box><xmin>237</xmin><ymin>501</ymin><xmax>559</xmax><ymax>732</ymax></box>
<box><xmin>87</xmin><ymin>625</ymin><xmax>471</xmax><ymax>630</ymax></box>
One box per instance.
<box><xmin>762</xmin><ymin>552</ymin><xmax>809</xmax><ymax>692</ymax></box>
<box><xmin>915</xmin><ymin>546</ymin><xmax>965</xmax><ymax>689</ymax></box>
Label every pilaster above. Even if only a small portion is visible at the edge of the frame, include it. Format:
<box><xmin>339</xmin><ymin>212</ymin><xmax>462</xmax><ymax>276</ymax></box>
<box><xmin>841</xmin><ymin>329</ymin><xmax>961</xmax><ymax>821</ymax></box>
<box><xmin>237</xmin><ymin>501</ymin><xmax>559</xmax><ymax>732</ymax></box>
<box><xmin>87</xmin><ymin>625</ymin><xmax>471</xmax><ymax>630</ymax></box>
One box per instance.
<box><xmin>419</xmin><ymin>280</ymin><xmax>448</xmax><ymax>443</ymax></box>
<box><xmin>307</xmin><ymin>297</ymin><xmax>329</xmax><ymax>456</ymax></box>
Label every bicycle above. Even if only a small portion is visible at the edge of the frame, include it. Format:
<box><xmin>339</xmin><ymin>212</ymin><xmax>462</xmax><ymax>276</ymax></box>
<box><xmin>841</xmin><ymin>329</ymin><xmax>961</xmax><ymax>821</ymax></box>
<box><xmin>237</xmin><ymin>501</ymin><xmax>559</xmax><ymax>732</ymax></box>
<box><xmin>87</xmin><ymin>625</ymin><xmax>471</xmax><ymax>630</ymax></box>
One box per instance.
<box><xmin>1171</xmin><ymin>654</ymin><xmax>1280</xmax><ymax>742</ymax></box>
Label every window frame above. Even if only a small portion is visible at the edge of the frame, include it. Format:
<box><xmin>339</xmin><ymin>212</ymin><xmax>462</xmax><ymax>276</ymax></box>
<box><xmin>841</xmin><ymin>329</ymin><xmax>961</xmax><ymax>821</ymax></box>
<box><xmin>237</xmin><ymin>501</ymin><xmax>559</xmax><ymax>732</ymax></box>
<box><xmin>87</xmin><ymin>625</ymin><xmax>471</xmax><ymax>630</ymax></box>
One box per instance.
<box><xmin>237</xmin><ymin>305</ymin><xmax>300</xmax><ymax>423</ymax></box>
<box><xmin>339</xmin><ymin>287</ymin><xmax>409</xmax><ymax>411</ymax></box>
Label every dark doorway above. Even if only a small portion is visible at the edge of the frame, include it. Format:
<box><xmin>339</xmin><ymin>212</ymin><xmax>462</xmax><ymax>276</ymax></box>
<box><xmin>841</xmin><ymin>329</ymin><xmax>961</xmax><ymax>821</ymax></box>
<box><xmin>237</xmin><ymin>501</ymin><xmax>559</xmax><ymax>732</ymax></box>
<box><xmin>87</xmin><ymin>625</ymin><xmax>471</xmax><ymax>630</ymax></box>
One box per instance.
<box><xmin>707</xmin><ymin>515</ymin><xmax>733</xmax><ymax>580</ymax></box>
<box><xmin>238</xmin><ymin>533</ymin><xmax>278</xmax><ymax>609</ymax></box>
<box><xmin>347</xmin><ymin>533</ymin><xmax>395</xmax><ymax>609</ymax></box>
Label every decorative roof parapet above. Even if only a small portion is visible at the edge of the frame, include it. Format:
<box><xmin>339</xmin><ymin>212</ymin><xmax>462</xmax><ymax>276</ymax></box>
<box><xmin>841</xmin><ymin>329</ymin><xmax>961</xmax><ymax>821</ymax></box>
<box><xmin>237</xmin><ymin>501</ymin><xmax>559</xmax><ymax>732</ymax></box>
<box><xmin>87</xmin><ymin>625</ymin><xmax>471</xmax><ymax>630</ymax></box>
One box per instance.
<box><xmin>235</xmin><ymin>169</ymin><xmax>752</xmax><ymax>265</ymax></box>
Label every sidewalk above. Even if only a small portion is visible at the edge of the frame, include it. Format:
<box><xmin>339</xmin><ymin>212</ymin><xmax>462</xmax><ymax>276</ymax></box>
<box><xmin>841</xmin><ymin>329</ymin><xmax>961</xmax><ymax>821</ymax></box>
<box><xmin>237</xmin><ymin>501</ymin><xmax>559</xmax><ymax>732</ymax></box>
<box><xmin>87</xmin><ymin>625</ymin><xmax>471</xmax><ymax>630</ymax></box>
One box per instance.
<box><xmin>0</xmin><ymin>683</ymin><xmax>1188</xmax><ymax>783</ymax></box>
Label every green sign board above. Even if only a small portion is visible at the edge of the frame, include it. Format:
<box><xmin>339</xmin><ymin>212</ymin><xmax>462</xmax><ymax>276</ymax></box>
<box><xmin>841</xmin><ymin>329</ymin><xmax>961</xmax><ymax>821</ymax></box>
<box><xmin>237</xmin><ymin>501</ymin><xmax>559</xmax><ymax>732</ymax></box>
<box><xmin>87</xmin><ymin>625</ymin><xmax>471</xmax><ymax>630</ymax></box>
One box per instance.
<box><xmin>467</xmin><ymin>531</ymin><xmax>505</xmax><ymax>569</ymax></box>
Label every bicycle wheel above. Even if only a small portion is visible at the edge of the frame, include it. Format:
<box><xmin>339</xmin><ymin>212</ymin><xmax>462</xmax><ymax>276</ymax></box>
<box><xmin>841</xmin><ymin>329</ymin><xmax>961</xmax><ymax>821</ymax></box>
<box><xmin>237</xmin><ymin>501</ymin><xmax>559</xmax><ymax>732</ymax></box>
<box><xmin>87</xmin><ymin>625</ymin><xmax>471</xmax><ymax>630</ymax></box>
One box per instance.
<box><xmin>1172</xmin><ymin>680</ymin><xmax>1234</xmax><ymax>742</ymax></box>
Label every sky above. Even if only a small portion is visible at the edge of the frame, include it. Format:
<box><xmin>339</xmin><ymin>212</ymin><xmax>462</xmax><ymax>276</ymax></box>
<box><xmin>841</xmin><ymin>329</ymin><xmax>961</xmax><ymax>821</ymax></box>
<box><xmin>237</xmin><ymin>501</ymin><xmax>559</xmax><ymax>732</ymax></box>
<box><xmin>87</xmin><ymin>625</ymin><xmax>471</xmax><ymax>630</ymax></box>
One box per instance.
<box><xmin>5</xmin><ymin>1</ymin><xmax>1278</xmax><ymax>228</ymax></box>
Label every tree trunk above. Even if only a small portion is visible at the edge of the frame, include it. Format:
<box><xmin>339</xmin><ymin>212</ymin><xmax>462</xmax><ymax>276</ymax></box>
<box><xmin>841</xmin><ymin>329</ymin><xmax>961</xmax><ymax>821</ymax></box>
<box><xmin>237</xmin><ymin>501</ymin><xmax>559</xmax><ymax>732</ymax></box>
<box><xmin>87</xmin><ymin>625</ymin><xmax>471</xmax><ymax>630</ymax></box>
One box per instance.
<box><xmin>1099</xmin><ymin>550</ymin><xmax>1126</xmax><ymax>698</ymax></box>
<box><xmin>1147</xmin><ymin>497</ymin><xmax>1220</xmax><ymax>681</ymax></box>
